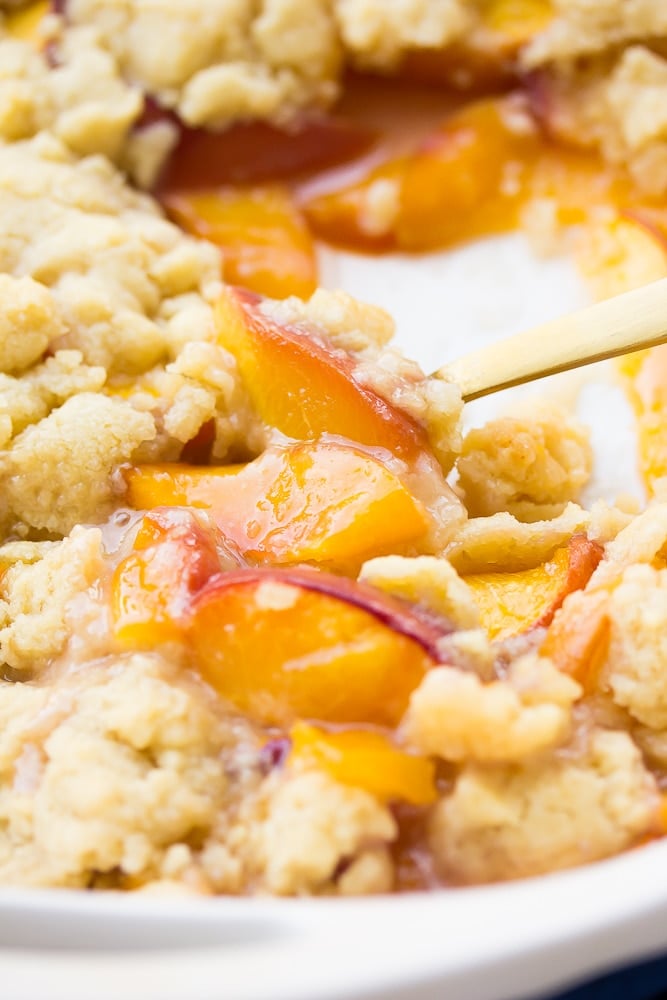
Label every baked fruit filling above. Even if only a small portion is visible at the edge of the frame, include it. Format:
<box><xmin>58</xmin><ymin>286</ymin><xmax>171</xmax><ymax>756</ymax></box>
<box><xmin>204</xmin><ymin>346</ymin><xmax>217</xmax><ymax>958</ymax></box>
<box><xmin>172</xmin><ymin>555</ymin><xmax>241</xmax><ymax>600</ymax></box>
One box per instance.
<box><xmin>1</xmin><ymin>0</ymin><xmax>667</xmax><ymax>896</ymax></box>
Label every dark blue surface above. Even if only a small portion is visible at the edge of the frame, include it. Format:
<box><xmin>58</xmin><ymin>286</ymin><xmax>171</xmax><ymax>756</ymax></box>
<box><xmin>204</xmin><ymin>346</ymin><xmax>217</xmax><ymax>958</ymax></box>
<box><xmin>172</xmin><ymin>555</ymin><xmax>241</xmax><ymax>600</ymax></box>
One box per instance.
<box><xmin>548</xmin><ymin>954</ymin><xmax>667</xmax><ymax>1000</ymax></box>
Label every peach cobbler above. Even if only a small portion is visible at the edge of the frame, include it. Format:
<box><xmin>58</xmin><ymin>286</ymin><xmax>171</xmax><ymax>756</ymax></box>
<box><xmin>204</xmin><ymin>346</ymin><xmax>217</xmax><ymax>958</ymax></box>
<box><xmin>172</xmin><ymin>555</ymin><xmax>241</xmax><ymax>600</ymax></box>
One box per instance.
<box><xmin>2</xmin><ymin>0</ymin><xmax>667</xmax><ymax>896</ymax></box>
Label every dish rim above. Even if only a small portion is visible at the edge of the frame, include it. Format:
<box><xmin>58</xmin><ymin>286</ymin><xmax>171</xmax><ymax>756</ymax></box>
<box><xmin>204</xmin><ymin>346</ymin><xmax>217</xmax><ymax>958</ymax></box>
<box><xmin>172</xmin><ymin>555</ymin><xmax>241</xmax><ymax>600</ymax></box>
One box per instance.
<box><xmin>2</xmin><ymin>837</ymin><xmax>667</xmax><ymax>1000</ymax></box>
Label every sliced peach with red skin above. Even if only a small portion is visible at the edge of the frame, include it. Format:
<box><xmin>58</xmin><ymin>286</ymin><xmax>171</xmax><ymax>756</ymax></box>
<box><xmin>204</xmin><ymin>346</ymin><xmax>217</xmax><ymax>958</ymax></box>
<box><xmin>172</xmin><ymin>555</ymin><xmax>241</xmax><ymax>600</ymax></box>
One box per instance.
<box><xmin>465</xmin><ymin>535</ymin><xmax>603</xmax><ymax>641</ymax></box>
<box><xmin>152</xmin><ymin>113</ymin><xmax>377</xmax><ymax>191</ymax></box>
<box><xmin>289</xmin><ymin>722</ymin><xmax>437</xmax><ymax>806</ymax></box>
<box><xmin>125</xmin><ymin>441</ymin><xmax>429</xmax><ymax>567</ymax></box>
<box><xmin>112</xmin><ymin>508</ymin><xmax>223</xmax><ymax>646</ymax></box>
<box><xmin>187</xmin><ymin>566</ymin><xmax>450</xmax><ymax>727</ymax></box>
<box><xmin>214</xmin><ymin>286</ymin><xmax>432</xmax><ymax>466</ymax></box>
<box><xmin>162</xmin><ymin>186</ymin><xmax>318</xmax><ymax>300</ymax></box>
<box><xmin>540</xmin><ymin>587</ymin><xmax>611</xmax><ymax>691</ymax></box>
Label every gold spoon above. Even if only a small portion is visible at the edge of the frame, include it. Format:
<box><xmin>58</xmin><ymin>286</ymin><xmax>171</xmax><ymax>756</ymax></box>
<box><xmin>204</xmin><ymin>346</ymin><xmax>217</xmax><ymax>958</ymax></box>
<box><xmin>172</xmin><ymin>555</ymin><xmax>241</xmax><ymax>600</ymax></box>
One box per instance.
<box><xmin>437</xmin><ymin>277</ymin><xmax>667</xmax><ymax>401</ymax></box>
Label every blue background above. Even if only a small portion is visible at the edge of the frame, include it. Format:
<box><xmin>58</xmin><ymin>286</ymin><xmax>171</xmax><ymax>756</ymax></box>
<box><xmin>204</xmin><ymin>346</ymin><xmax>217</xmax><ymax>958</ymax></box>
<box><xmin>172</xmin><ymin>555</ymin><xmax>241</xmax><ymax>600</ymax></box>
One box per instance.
<box><xmin>549</xmin><ymin>954</ymin><xmax>667</xmax><ymax>1000</ymax></box>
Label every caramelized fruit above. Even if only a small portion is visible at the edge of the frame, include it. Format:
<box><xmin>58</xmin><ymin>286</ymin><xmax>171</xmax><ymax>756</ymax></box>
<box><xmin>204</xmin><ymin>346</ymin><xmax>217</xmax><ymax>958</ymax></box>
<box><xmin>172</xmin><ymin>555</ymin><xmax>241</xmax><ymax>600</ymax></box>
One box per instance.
<box><xmin>187</xmin><ymin>566</ymin><xmax>449</xmax><ymax>727</ymax></box>
<box><xmin>125</xmin><ymin>441</ymin><xmax>429</xmax><ymax>568</ymax></box>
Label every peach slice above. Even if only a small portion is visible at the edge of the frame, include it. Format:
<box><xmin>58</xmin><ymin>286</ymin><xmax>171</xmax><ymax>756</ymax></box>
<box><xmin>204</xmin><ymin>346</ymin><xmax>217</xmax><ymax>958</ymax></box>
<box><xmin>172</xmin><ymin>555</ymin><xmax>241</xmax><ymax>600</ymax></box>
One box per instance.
<box><xmin>162</xmin><ymin>186</ymin><xmax>318</xmax><ymax>300</ymax></box>
<box><xmin>112</xmin><ymin>508</ymin><xmax>223</xmax><ymax>646</ymax></box>
<box><xmin>303</xmin><ymin>95</ymin><xmax>634</xmax><ymax>256</ymax></box>
<box><xmin>465</xmin><ymin>535</ymin><xmax>603</xmax><ymax>641</ymax></box>
<box><xmin>187</xmin><ymin>566</ymin><xmax>450</xmax><ymax>727</ymax></box>
<box><xmin>398</xmin><ymin>100</ymin><xmax>627</xmax><ymax>248</ymax></box>
<box><xmin>540</xmin><ymin>587</ymin><xmax>611</xmax><ymax>691</ymax></box>
<box><xmin>214</xmin><ymin>286</ymin><xmax>433</xmax><ymax>466</ymax></box>
<box><xmin>303</xmin><ymin>98</ymin><xmax>541</xmax><ymax>253</ymax></box>
<box><xmin>302</xmin><ymin>160</ymin><xmax>405</xmax><ymax>253</ymax></box>
<box><xmin>397</xmin><ymin>97</ymin><xmax>541</xmax><ymax>251</ymax></box>
<box><xmin>152</xmin><ymin>114</ymin><xmax>377</xmax><ymax>191</ymax></box>
<box><xmin>5</xmin><ymin>0</ymin><xmax>49</xmax><ymax>41</ymax></box>
<box><xmin>125</xmin><ymin>441</ymin><xmax>429</xmax><ymax>567</ymax></box>
<box><xmin>289</xmin><ymin>722</ymin><xmax>436</xmax><ymax>806</ymax></box>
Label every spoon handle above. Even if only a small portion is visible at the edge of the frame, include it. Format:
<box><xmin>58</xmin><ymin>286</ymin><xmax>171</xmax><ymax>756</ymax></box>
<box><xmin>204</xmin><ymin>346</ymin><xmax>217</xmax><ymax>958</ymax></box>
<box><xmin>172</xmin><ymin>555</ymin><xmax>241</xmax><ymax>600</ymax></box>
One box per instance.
<box><xmin>437</xmin><ymin>277</ymin><xmax>667</xmax><ymax>402</ymax></box>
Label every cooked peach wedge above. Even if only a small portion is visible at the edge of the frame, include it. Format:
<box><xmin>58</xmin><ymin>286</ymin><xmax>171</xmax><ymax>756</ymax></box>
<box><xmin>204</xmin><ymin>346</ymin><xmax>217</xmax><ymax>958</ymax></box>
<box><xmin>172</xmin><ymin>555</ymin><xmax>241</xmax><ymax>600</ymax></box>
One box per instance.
<box><xmin>214</xmin><ymin>285</ymin><xmax>433</xmax><ymax>467</ymax></box>
<box><xmin>303</xmin><ymin>96</ymin><xmax>633</xmax><ymax>255</ymax></box>
<box><xmin>112</xmin><ymin>508</ymin><xmax>223</xmax><ymax>646</ymax></box>
<box><xmin>301</xmin><ymin>159</ymin><xmax>407</xmax><ymax>254</ymax></box>
<box><xmin>187</xmin><ymin>566</ymin><xmax>450</xmax><ymax>727</ymax></box>
<box><xmin>396</xmin><ymin>97</ymin><xmax>541</xmax><ymax>251</ymax></box>
<box><xmin>465</xmin><ymin>535</ymin><xmax>603</xmax><ymax>641</ymax></box>
<box><xmin>303</xmin><ymin>98</ymin><xmax>541</xmax><ymax>252</ymax></box>
<box><xmin>540</xmin><ymin>586</ymin><xmax>611</xmax><ymax>692</ymax></box>
<box><xmin>4</xmin><ymin>0</ymin><xmax>49</xmax><ymax>42</ymax></box>
<box><xmin>162</xmin><ymin>186</ymin><xmax>318</xmax><ymax>300</ymax></box>
<box><xmin>125</xmin><ymin>441</ymin><xmax>429</xmax><ymax>568</ymax></box>
<box><xmin>153</xmin><ymin>114</ymin><xmax>377</xmax><ymax>191</ymax></box>
<box><xmin>289</xmin><ymin>722</ymin><xmax>437</xmax><ymax>806</ymax></box>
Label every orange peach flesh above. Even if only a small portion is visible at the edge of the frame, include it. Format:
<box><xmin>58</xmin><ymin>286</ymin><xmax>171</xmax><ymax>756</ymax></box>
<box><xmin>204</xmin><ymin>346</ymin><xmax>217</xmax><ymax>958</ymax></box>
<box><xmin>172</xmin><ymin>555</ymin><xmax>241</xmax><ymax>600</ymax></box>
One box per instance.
<box><xmin>540</xmin><ymin>588</ymin><xmax>612</xmax><ymax>691</ymax></box>
<box><xmin>187</xmin><ymin>566</ymin><xmax>449</xmax><ymax>728</ymax></box>
<box><xmin>302</xmin><ymin>96</ymin><xmax>635</xmax><ymax>254</ymax></box>
<box><xmin>162</xmin><ymin>187</ymin><xmax>318</xmax><ymax>300</ymax></box>
<box><xmin>289</xmin><ymin>722</ymin><xmax>437</xmax><ymax>806</ymax></box>
<box><xmin>112</xmin><ymin>509</ymin><xmax>222</xmax><ymax>646</ymax></box>
<box><xmin>154</xmin><ymin>116</ymin><xmax>378</xmax><ymax>192</ymax></box>
<box><xmin>214</xmin><ymin>286</ymin><xmax>433</xmax><ymax>467</ymax></box>
<box><xmin>4</xmin><ymin>0</ymin><xmax>48</xmax><ymax>42</ymax></box>
<box><xmin>125</xmin><ymin>441</ymin><xmax>429</xmax><ymax>568</ymax></box>
<box><xmin>466</xmin><ymin>535</ymin><xmax>603</xmax><ymax>641</ymax></box>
